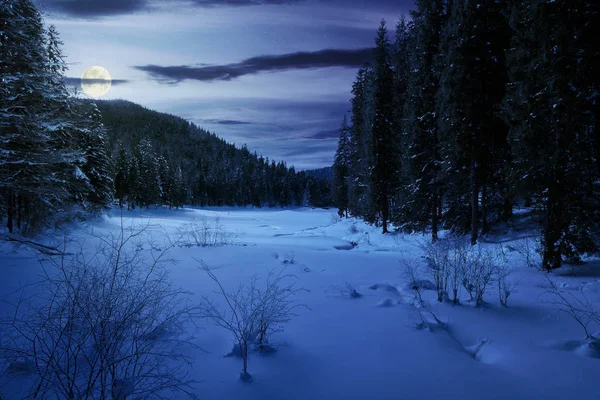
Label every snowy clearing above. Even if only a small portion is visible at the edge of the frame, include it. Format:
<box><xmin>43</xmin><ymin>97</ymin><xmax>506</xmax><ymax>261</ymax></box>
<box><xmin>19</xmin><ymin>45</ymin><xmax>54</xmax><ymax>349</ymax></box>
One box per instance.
<box><xmin>1</xmin><ymin>207</ymin><xmax>599</xmax><ymax>399</ymax></box>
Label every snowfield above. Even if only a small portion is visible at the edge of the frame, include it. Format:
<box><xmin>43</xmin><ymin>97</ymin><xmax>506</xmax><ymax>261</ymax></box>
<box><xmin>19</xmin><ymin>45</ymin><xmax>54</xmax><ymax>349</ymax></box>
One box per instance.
<box><xmin>1</xmin><ymin>207</ymin><xmax>600</xmax><ymax>399</ymax></box>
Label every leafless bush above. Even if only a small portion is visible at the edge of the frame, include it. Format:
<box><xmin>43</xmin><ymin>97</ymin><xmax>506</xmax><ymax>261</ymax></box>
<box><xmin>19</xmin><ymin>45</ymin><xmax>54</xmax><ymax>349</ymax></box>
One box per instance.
<box><xmin>198</xmin><ymin>262</ymin><xmax>307</xmax><ymax>382</ymax></box>
<box><xmin>0</xmin><ymin>223</ymin><xmax>199</xmax><ymax>399</ymax></box>
<box><xmin>178</xmin><ymin>216</ymin><xmax>235</xmax><ymax>247</ymax></box>
<box><xmin>446</xmin><ymin>238</ymin><xmax>470</xmax><ymax>304</ymax></box>
<box><xmin>348</xmin><ymin>224</ymin><xmax>359</xmax><ymax>234</ymax></box>
<box><xmin>326</xmin><ymin>282</ymin><xmax>362</xmax><ymax>299</ymax></box>
<box><xmin>462</xmin><ymin>245</ymin><xmax>499</xmax><ymax>306</ymax></box>
<box><xmin>515</xmin><ymin>236</ymin><xmax>543</xmax><ymax>270</ymax></box>
<box><xmin>542</xmin><ymin>276</ymin><xmax>600</xmax><ymax>339</ymax></box>
<box><xmin>496</xmin><ymin>257</ymin><xmax>519</xmax><ymax>306</ymax></box>
<box><xmin>421</xmin><ymin>240</ymin><xmax>451</xmax><ymax>302</ymax></box>
<box><xmin>401</xmin><ymin>258</ymin><xmax>444</xmax><ymax>329</ymax></box>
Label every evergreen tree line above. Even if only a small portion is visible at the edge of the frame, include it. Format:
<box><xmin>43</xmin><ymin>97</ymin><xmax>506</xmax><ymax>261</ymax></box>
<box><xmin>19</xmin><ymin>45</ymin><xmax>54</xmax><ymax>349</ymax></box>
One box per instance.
<box><xmin>0</xmin><ymin>0</ymin><xmax>113</xmax><ymax>234</ymax></box>
<box><xmin>97</xmin><ymin>100</ymin><xmax>332</xmax><ymax>210</ymax></box>
<box><xmin>332</xmin><ymin>0</ymin><xmax>599</xmax><ymax>270</ymax></box>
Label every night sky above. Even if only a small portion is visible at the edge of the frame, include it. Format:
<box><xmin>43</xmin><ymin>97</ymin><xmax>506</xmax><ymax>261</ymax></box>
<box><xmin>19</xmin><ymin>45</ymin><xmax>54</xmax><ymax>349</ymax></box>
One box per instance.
<box><xmin>36</xmin><ymin>0</ymin><xmax>412</xmax><ymax>170</ymax></box>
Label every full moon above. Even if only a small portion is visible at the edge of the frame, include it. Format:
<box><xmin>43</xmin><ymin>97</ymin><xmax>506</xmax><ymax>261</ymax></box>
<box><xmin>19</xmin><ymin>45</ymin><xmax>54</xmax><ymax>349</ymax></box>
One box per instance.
<box><xmin>81</xmin><ymin>66</ymin><xmax>112</xmax><ymax>98</ymax></box>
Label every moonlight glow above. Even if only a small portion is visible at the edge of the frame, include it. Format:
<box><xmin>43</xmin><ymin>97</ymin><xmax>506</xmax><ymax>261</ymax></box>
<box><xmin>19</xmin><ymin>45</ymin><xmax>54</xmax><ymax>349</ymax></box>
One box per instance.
<box><xmin>81</xmin><ymin>66</ymin><xmax>112</xmax><ymax>98</ymax></box>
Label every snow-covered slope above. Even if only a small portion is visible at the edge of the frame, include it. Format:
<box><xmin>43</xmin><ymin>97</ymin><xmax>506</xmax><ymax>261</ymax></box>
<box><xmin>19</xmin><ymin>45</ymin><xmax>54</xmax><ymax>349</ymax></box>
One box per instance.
<box><xmin>1</xmin><ymin>207</ymin><xmax>599</xmax><ymax>399</ymax></box>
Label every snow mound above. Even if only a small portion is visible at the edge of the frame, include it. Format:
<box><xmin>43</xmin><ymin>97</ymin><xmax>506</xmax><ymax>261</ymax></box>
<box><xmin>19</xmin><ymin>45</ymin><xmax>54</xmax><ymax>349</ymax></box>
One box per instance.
<box><xmin>551</xmin><ymin>335</ymin><xmax>600</xmax><ymax>359</ymax></box>
<box><xmin>405</xmin><ymin>279</ymin><xmax>436</xmax><ymax>292</ymax></box>
<box><xmin>465</xmin><ymin>338</ymin><xmax>495</xmax><ymax>362</ymax></box>
<box><xmin>376</xmin><ymin>297</ymin><xmax>400</xmax><ymax>308</ymax></box>
<box><xmin>369</xmin><ymin>283</ymin><xmax>400</xmax><ymax>294</ymax></box>
<box><xmin>333</xmin><ymin>242</ymin><xmax>356</xmax><ymax>250</ymax></box>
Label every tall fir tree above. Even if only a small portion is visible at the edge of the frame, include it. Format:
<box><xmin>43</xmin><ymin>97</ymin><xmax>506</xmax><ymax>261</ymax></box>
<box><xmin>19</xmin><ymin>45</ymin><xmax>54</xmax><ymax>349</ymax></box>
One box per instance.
<box><xmin>390</xmin><ymin>17</ymin><xmax>411</xmax><ymax>226</ymax></box>
<box><xmin>437</xmin><ymin>0</ymin><xmax>511</xmax><ymax>244</ymax></box>
<box><xmin>347</xmin><ymin>64</ymin><xmax>376</xmax><ymax>222</ymax></box>
<box><xmin>402</xmin><ymin>0</ymin><xmax>446</xmax><ymax>241</ymax></box>
<box><xmin>503</xmin><ymin>0</ymin><xmax>600</xmax><ymax>269</ymax></box>
<box><xmin>370</xmin><ymin>20</ymin><xmax>396</xmax><ymax>233</ymax></box>
<box><xmin>332</xmin><ymin>116</ymin><xmax>351</xmax><ymax>217</ymax></box>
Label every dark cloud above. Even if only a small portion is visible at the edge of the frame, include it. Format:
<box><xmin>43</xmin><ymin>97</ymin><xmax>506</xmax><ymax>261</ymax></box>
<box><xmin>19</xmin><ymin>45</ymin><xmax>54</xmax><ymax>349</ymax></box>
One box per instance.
<box><xmin>305</xmin><ymin>129</ymin><xmax>341</xmax><ymax>140</ymax></box>
<box><xmin>199</xmin><ymin>119</ymin><xmax>253</xmax><ymax>125</ymax></box>
<box><xmin>63</xmin><ymin>77</ymin><xmax>130</xmax><ymax>87</ymax></box>
<box><xmin>134</xmin><ymin>48</ymin><xmax>373</xmax><ymax>82</ymax></box>
<box><xmin>37</xmin><ymin>0</ymin><xmax>409</xmax><ymax>17</ymax></box>
<box><xmin>190</xmin><ymin>0</ymin><xmax>301</xmax><ymax>5</ymax></box>
<box><xmin>38</xmin><ymin>0</ymin><xmax>148</xmax><ymax>17</ymax></box>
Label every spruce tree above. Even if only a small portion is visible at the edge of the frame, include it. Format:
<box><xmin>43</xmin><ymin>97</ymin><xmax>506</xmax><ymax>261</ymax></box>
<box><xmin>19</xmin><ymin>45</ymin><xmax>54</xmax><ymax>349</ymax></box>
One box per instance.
<box><xmin>332</xmin><ymin>116</ymin><xmax>351</xmax><ymax>217</ymax></box>
<box><xmin>371</xmin><ymin>20</ymin><xmax>396</xmax><ymax>233</ymax></box>
<box><xmin>402</xmin><ymin>0</ymin><xmax>446</xmax><ymax>241</ymax></box>
<box><xmin>437</xmin><ymin>0</ymin><xmax>511</xmax><ymax>244</ymax></box>
<box><xmin>504</xmin><ymin>0</ymin><xmax>599</xmax><ymax>269</ymax></box>
<box><xmin>347</xmin><ymin>64</ymin><xmax>376</xmax><ymax>222</ymax></box>
<box><xmin>390</xmin><ymin>17</ymin><xmax>411</xmax><ymax>226</ymax></box>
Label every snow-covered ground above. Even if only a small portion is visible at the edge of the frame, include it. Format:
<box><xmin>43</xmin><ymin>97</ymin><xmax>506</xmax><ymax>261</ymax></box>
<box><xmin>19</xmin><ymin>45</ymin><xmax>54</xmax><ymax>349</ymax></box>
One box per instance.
<box><xmin>2</xmin><ymin>207</ymin><xmax>600</xmax><ymax>399</ymax></box>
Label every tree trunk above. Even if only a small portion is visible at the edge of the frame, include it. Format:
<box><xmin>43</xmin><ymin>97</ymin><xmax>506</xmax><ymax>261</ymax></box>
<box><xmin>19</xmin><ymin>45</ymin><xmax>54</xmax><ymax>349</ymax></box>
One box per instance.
<box><xmin>16</xmin><ymin>193</ymin><xmax>23</xmax><ymax>231</ymax></box>
<box><xmin>481</xmin><ymin>180</ymin><xmax>489</xmax><ymax>235</ymax></box>
<box><xmin>502</xmin><ymin>195</ymin><xmax>512</xmax><ymax>221</ymax></box>
<box><xmin>242</xmin><ymin>341</ymin><xmax>248</xmax><ymax>373</ymax></box>
<box><xmin>471</xmin><ymin>163</ymin><xmax>479</xmax><ymax>246</ymax></box>
<box><xmin>7</xmin><ymin>191</ymin><xmax>14</xmax><ymax>234</ymax></box>
<box><xmin>543</xmin><ymin>182</ymin><xmax>562</xmax><ymax>270</ymax></box>
<box><xmin>381</xmin><ymin>194</ymin><xmax>389</xmax><ymax>234</ymax></box>
<box><xmin>431</xmin><ymin>186</ymin><xmax>439</xmax><ymax>243</ymax></box>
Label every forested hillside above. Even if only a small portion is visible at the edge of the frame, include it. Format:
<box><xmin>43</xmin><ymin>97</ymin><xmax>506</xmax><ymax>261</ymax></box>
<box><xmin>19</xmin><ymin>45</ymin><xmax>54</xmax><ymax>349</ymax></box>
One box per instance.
<box><xmin>0</xmin><ymin>0</ymin><xmax>331</xmax><ymax>236</ymax></box>
<box><xmin>97</xmin><ymin>100</ymin><xmax>331</xmax><ymax>209</ymax></box>
<box><xmin>332</xmin><ymin>1</ymin><xmax>599</xmax><ymax>270</ymax></box>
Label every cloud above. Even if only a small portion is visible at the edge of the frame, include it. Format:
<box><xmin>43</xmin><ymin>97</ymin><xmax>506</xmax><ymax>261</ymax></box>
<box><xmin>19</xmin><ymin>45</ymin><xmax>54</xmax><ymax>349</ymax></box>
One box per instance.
<box><xmin>198</xmin><ymin>119</ymin><xmax>253</xmax><ymax>125</ymax></box>
<box><xmin>305</xmin><ymin>129</ymin><xmax>341</xmax><ymax>140</ymax></box>
<box><xmin>63</xmin><ymin>77</ymin><xmax>130</xmax><ymax>87</ymax></box>
<box><xmin>190</xmin><ymin>0</ymin><xmax>301</xmax><ymax>5</ymax></box>
<box><xmin>39</xmin><ymin>0</ymin><xmax>148</xmax><ymax>17</ymax></box>
<box><xmin>38</xmin><ymin>0</ymin><xmax>409</xmax><ymax>18</ymax></box>
<box><xmin>134</xmin><ymin>48</ymin><xmax>373</xmax><ymax>82</ymax></box>
<box><xmin>37</xmin><ymin>0</ymin><xmax>301</xmax><ymax>17</ymax></box>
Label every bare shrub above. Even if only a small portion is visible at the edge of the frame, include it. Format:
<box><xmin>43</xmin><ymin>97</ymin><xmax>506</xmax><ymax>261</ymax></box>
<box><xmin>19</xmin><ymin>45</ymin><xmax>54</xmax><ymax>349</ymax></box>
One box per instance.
<box><xmin>401</xmin><ymin>258</ymin><xmax>444</xmax><ymax>329</ymax></box>
<box><xmin>326</xmin><ymin>282</ymin><xmax>362</xmax><ymax>299</ymax></box>
<box><xmin>542</xmin><ymin>276</ymin><xmax>600</xmax><ymax>339</ymax></box>
<box><xmin>421</xmin><ymin>240</ymin><xmax>451</xmax><ymax>302</ymax></box>
<box><xmin>178</xmin><ymin>216</ymin><xmax>234</xmax><ymax>247</ymax></box>
<box><xmin>462</xmin><ymin>245</ymin><xmax>499</xmax><ymax>306</ymax></box>
<box><xmin>515</xmin><ymin>236</ymin><xmax>543</xmax><ymax>270</ymax></box>
<box><xmin>496</xmin><ymin>257</ymin><xmax>519</xmax><ymax>306</ymax></box>
<box><xmin>446</xmin><ymin>238</ymin><xmax>470</xmax><ymax>304</ymax></box>
<box><xmin>348</xmin><ymin>224</ymin><xmax>359</xmax><ymax>234</ymax></box>
<box><xmin>0</xmin><ymin>224</ymin><xmax>199</xmax><ymax>399</ymax></box>
<box><xmin>198</xmin><ymin>262</ymin><xmax>306</xmax><ymax>382</ymax></box>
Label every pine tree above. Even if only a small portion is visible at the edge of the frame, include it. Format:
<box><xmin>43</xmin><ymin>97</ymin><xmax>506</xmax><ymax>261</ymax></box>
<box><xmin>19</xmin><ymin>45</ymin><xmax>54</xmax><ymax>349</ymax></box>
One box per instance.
<box><xmin>0</xmin><ymin>1</ymin><xmax>87</xmax><ymax>231</ymax></box>
<box><xmin>158</xmin><ymin>156</ymin><xmax>173</xmax><ymax>207</ymax></box>
<box><xmin>78</xmin><ymin>102</ymin><xmax>114</xmax><ymax>209</ymax></box>
<box><xmin>332</xmin><ymin>116</ymin><xmax>351</xmax><ymax>217</ymax></box>
<box><xmin>347</xmin><ymin>64</ymin><xmax>376</xmax><ymax>222</ymax></box>
<box><xmin>402</xmin><ymin>0</ymin><xmax>446</xmax><ymax>241</ymax></box>
<box><xmin>437</xmin><ymin>0</ymin><xmax>511</xmax><ymax>244</ymax></box>
<box><xmin>135</xmin><ymin>139</ymin><xmax>160</xmax><ymax>208</ymax></box>
<box><xmin>113</xmin><ymin>141</ymin><xmax>130</xmax><ymax>207</ymax></box>
<box><xmin>390</xmin><ymin>17</ymin><xmax>411</xmax><ymax>226</ymax></box>
<box><xmin>503</xmin><ymin>0</ymin><xmax>599</xmax><ymax>269</ymax></box>
<box><xmin>371</xmin><ymin>20</ymin><xmax>396</xmax><ymax>233</ymax></box>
